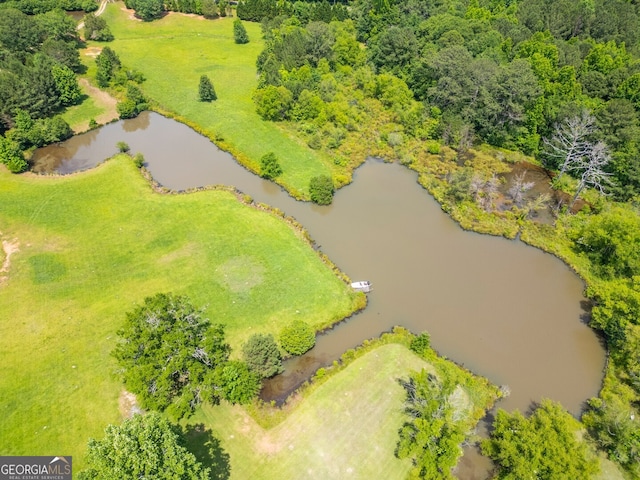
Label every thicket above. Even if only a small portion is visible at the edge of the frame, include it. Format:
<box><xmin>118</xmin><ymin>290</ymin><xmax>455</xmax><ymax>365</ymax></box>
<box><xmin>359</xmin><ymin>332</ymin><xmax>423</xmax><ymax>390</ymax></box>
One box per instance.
<box><xmin>0</xmin><ymin>0</ymin><xmax>97</xmax><ymax>14</ymax></box>
<box><xmin>0</xmin><ymin>8</ymin><xmax>80</xmax><ymax>171</ymax></box>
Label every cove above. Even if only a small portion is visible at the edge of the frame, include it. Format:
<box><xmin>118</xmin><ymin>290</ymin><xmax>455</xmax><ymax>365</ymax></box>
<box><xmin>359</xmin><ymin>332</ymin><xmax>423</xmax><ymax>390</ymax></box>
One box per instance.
<box><xmin>32</xmin><ymin>112</ymin><xmax>605</xmax><ymax>412</ymax></box>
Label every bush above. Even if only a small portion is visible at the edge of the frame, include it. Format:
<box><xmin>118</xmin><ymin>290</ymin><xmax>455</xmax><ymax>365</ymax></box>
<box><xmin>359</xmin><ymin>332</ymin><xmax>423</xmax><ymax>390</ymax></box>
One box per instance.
<box><xmin>116</xmin><ymin>141</ymin><xmax>130</xmax><ymax>153</ymax></box>
<box><xmin>309</xmin><ymin>175</ymin><xmax>334</xmax><ymax>205</ymax></box>
<box><xmin>253</xmin><ymin>86</ymin><xmax>293</xmax><ymax>121</ymax></box>
<box><xmin>259</xmin><ymin>152</ymin><xmax>282</xmax><ymax>179</ymax></box>
<box><xmin>117</xmin><ymin>99</ymin><xmax>137</xmax><ymax>119</ymax></box>
<box><xmin>201</xmin><ymin>0</ymin><xmax>218</xmax><ymax>18</ymax></box>
<box><xmin>213</xmin><ymin>361</ymin><xmax>261</xmax><ymax>404</ymax></box>
<box><xmin>410</xmin><ymin>332</ymin><xmax>431</xmax><ymax>357</ymax></box>
<box><xmin>242</xmin><ymin>333</ymin><xmax>283</xmax><ymax>378</ymax></box>
<box><xmin>279</xmin><ymin>319</ymin><xmax>316</xmax><ymax>355</ymax></box>
<box><xmin>133</xmin><ymin>153</ymin><xmax>145</xmax><ymax>168</ymax></box>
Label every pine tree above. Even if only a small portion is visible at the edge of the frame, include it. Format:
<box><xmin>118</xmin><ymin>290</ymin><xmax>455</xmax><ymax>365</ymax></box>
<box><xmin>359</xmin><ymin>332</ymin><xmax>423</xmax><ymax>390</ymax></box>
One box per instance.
<box><xmin>233</xmin><ymin>19</ymin><xmax>249</xmax><ymax>44</ymax></box>
<box><xmin>198</xmin><ymin>74</ymin><xmax>217</xmax><ymax>102</ymax></box>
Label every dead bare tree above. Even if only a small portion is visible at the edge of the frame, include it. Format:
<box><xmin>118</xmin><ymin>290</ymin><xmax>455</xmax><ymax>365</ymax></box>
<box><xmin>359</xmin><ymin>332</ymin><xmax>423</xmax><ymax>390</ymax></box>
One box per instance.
<box><xmin>523</xmin><ymin>193</ymin><xmax>551</xmax><ymax>219</ymax></box>
<box><xmin>508</xmin><ymin>172</ymin><xmax>535</xmax><ymax>208</ymax></box>
<box><xmin>470</xmin><ymin>174</ymin><xmax>500</xmax><ymax>212</ymax></box>
<box><xmin>571</xmin><ymin>141</ymin><xmax>612</xmax><ymax>208</ymax></box>
<box><xmin>543</xmin><ymin>110</ymin><xmax>595</xmax><ymax>181</ymax></box>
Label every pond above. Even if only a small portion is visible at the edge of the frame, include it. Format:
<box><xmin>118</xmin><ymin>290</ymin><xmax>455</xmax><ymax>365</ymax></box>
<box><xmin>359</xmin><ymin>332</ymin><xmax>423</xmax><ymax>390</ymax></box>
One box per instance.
<box><xmin>32</xmin><ymin>111</ymin><xmax>606</xmax><ymax>477</ymax></box>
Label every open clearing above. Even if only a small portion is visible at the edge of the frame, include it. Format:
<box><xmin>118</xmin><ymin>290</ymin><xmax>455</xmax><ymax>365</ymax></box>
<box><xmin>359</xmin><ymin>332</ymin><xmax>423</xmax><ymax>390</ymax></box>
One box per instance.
<box><xmin>192</xmin><ymin>344</ymin><xmax>428</xmax><ymax>480</ymax></box>
<box><xmin>0</xmin><ymin>156</ymin><xmax>357</xmax><ymax>469</ymax></box>
<box><xmin>95</xmin><ymin>5</ymin><xmax>334</xmax><ymax>197</ymax></box>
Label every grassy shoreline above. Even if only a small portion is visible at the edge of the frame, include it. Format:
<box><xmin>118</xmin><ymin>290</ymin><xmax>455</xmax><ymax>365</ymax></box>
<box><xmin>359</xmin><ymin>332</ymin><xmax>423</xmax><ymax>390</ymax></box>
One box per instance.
<box><xmin>0</xmin><ymin>155</ymin><xmax>360</xmax><ymax>469</ymax></box>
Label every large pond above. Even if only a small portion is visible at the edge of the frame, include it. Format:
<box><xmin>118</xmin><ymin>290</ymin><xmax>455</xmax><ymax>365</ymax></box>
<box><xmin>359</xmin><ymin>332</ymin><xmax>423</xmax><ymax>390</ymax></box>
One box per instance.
<box><xmin>32</xmin><ymin>112</ymin><xmax>606</xmax><ymax>476</ymax></box>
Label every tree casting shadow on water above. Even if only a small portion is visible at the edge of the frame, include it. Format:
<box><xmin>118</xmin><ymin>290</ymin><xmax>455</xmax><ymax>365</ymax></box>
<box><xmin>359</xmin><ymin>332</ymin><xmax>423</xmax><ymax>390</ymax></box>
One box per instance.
<box><xmin>183</xmin><ymin>423</ymin><xmax>231</xmax><ymax>480</ymax></box>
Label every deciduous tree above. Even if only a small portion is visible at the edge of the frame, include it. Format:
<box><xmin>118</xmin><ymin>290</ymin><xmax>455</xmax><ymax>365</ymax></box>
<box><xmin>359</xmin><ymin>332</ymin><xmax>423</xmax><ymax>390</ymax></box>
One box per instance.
<box><xmin>113</xmin><ymin>293</ymin><xmax>231</xmax><ymax>418</ymax></box>
<box><xmin>79</xmin><ymin>412</ymin><xmax>210</xmax><ymax>480</ymax></box>
<box><xmin>482</xmin><ymin>400</ymin><xmax>599</xmax><ymax>480</ymax></box>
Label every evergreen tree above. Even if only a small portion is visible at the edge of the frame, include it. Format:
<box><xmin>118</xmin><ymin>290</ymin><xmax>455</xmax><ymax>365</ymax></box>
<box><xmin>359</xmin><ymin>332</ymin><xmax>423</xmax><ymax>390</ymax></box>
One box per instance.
<box><xmin>233</xmin><ymin>19</ymin><xmax>249</xmax><ymax>44</ymax></box>
<box><xmin>198</xmin><ymin>75</ymin><xmax>217</xmax><ymax>101</ymax></box>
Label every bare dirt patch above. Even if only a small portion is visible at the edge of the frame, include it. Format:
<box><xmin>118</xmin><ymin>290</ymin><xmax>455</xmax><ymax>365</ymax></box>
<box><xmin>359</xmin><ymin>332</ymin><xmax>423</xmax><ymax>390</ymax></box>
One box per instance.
<box><xmin>77</xmin><ymin>77</ymin><xmax>119</xmax><ymax>130</ymax></box>
<box><xmin>215</xmin><ymin>256</ymin><xmax>265</xmax><ymax>294</ymax></box>
<box><xmin>0</xmin><ymin>235</ymin><xmax>20</xmax><ymax>286</ymax></box>
<box><xmin>118</xmin><ymin>390</ymin><xmax>142</xmax><ymax>418</ymax></box>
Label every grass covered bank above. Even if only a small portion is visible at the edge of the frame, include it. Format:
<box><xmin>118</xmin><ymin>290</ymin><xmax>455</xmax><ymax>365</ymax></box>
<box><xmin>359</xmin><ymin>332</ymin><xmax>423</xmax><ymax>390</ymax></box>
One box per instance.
<box><xmin>92</xmin><ymin>5</ymin><xmax>334</xmax><ymax>198</ymax></box>
<box><xmin>190</xmin><ymin>331</ymin><xmax>499</xmax><ymax>480</ymax></box>
<box><xmin>0</xmin><ymin>157</ymin><xmax>359</xmax><ymax>468</ymax></box>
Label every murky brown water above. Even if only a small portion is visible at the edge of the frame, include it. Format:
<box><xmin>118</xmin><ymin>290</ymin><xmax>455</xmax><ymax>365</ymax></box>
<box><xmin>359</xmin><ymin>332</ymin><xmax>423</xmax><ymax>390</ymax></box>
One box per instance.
<box><xmin>32</xmin><ymin>112</ymin><xmax>606</xmax><ymax>478</ymax></box>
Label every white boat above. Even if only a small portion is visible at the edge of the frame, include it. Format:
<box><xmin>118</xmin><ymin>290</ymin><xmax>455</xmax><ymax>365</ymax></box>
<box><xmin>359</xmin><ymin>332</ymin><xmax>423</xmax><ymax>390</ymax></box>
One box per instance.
<box><xmin>351</xmin><ymin>281</ymin><xmax>372</xmax><ymax>293</ymax></box>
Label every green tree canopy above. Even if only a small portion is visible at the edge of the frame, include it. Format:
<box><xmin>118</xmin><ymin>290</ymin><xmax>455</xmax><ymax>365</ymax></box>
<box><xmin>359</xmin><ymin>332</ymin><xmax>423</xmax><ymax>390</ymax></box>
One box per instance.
<box><xmin>242</xmin><ymin>333</ymin><xmax>283</xmax><ymax>378</ymax></box>
<box><xmin>259</xmin><ymin>152</ymin><xmax>283</xmax><ymax>179</ymax></box>
<box><xmin>482</xmin><ymin>400</ymin><xmax>599</xmax><ymax>480</ymax></box>
<box><xmin>79</xmin><ymin>412</ymin><xmax>210</xmax><ymax>480</ymax></box>
<box><xmin>309</xmin><ymin>174</ymin><xmax>334</xmax><ymax>205</ymax></box>
<box><xmin>127</xmin><ymin>0</ymin><xmax>165</xmax><ymax>21</ymax></box>
<box><xmin>113</xmin><ymin>293</ymin><xmax>231</xmax><ymax>418</ymax></box>
<box><xmin>279</xmin><ymin>319</ymin><xmax>315</xmax><ymax>355</ymax></box>
<box><xmin>395</xmin><ymin>370</ymin><xmax>465</xmax><ymax>479</ymax></box>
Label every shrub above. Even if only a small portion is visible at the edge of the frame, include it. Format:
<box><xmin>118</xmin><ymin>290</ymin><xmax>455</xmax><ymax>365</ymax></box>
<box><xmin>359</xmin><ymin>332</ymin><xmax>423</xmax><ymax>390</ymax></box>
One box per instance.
<box><xmin>88</xmin><ymin>118</ymin><xmax>98</xmax><ymax>129</ymax></box>
<box><xmin>410</xmin><ymin>332</ymin><xmax>431</xmax><ymax>357</ymax></box>
<box><xmin>307</xmin><ymin>134</ymin><xmax>322</xmax><ymax>150</ymax></box>
<box><xmin>116</xmin><ymin>141</ymin><xmax>130</xmax><ymax>153</ymax></box>
<box><xmin>133</xmin><ymin>153</ymin><xmax>145</xmax><ymax>168</ymax></box>
<box><xmin>213</xmin><ymin>361</ymin><xmax>261</xmax><ymax>404</ymax></box>
<box><xmin>309</xmin><ymin>175</ymin><xmax>334</xmax><ymax>205</ymax></box>
<box><xmin>117</xmin><ymin>99</ymin><xmax>137</xmax><ymax>119</ymax></box>
<box><xmin>201</xmin><ymin>0</ymin><xmax>218</xmax><ymax>18</ymax></box>
<box><xmin>253</xmin><ymin>86</ymin><xmax>293</xmax><ymax>121</ymax></box>
<box><xmin>259</xmin><ymin>152</ymin><xmax>282</xmax><ymax>179</ymax></box>
<box><xmin>242</xmin><ymin>333</ymin><xmax>283</xmax><ymax>378</ymax></box>
<box><xmin>279</xmin><ymin>319</ymin><xmax>316</xmax><ymax>355</ymax></box>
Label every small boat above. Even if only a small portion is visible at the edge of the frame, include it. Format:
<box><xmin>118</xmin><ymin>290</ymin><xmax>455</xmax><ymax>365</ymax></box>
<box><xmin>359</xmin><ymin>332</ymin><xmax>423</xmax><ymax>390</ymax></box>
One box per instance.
<box><xmin>351</xmin><ymin>281</ymin><xmax>372</xmax><ymax>293</ymax></box>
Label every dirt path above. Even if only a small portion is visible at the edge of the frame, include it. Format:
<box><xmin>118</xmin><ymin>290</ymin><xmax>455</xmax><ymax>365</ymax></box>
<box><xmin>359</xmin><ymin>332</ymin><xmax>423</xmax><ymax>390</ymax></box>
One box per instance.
<box><xmin>77</xmin><ymin>0</ymin><xmax>109</xmax><ymax>30</ymax></box>
<box><xmin>0</xmin><ymin>235</ymin><xmax>20</xmax><ymax>286</ymax></box>
<box><xmin>77</xmin><ymin>77</ymin><xmax>119</xmax><ymax>130</ymax></box>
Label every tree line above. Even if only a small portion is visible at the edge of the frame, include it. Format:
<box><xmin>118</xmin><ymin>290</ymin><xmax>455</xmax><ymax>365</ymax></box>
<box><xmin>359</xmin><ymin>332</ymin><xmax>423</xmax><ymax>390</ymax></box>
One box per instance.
<box><xmin>246</xmin><ymin>0</ymin><xmax>640</xmax><ymax>476</ymax></box>
<box><xmin>0</xmin><ymin>8</ymin><xmax>83</xmax><ymax>171</ymax></box>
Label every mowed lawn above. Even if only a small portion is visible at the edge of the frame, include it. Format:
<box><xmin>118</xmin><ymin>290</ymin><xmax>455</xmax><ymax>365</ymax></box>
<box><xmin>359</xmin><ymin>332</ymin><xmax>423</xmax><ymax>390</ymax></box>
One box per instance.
<box><xmin>95</xmin><ymin>5</ymin><xmax>332</xmax><ymax>197</ymax></box>
<box><xmin>0</xmin><ymin>157</ymin><xmax>358</xmax><ymax>468</ymax></box>
<box><xmin>192</xmin><ymin>344</ymin><xmax>429</xmax><ymax>480</ymax></box>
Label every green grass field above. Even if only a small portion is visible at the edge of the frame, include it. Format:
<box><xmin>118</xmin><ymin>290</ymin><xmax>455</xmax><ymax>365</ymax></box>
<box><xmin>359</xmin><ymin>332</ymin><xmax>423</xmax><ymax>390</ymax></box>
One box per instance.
<box><xmin>0</xmin><ymin>156</ymin><xmax>358</xmax><ymax>469</ymax></box>
<box><xmin>191</xmin><ymin>344</ymin><xmax>428</xmax><ymax>480</ymax></box>
<box><xmin>94</xmin><ymin>6</ymin><xmax>333</xmax><ymax>197</ymax></box>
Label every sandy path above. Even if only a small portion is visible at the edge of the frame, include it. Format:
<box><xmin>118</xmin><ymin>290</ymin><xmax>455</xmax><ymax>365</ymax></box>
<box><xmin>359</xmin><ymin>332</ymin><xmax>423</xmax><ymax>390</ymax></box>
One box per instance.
<box><xmin>0</xmin><ymin>236</ymin><xmax>19</xmax><ymax>285</ymax></box>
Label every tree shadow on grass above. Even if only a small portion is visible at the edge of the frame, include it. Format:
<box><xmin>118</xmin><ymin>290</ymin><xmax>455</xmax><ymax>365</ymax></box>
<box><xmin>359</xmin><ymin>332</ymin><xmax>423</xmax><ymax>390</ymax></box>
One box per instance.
<box><xmin>183</xmin><ymin>423</ymin><xmax>231</xmax><ymax>480</ymax></box>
